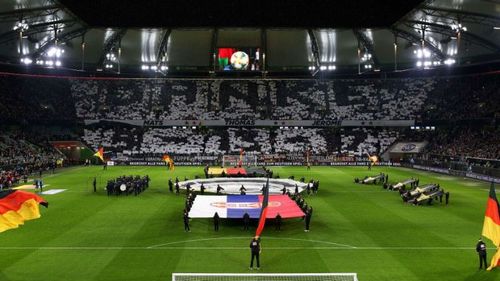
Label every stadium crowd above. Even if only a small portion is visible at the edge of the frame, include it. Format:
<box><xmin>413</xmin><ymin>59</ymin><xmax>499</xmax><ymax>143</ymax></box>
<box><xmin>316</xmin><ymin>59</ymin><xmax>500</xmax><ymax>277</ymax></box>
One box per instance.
<box><xmin>0</xmin><ymin>73</ymin><xmax>498</xmax><ymax>170</ymax></box>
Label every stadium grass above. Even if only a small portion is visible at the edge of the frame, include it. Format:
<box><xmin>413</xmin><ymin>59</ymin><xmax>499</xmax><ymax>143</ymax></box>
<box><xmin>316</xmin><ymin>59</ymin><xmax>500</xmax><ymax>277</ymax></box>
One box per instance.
<box><xmin>0</xmin><ymin>165</ymin><xmax>498</xmax><ymax>281</ymax></box>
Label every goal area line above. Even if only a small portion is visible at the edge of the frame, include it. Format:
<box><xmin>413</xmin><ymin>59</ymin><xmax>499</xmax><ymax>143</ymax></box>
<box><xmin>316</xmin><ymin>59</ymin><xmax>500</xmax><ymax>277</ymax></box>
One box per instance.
<box><xmin>172</xmin><ymin>273</ymin><xmax>359</xmax><ymax>281</ymax></box>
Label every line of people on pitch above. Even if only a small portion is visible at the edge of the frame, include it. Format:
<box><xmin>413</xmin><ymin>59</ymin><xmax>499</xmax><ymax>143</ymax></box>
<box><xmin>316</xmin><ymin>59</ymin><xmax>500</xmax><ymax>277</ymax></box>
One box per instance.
<box><xmin>183</xmin><ymin>189</ymin><xmax>197</xmax><ymax>232</ymax></box>
<box><xmin>106</xmin><ymin>175</ymin><xmax>150</xmax><ymax>196</ymax></box>
<box><xmin>168</xmin><ymin>176</ymin><xmax>198</xmax><ymax>195</ymax></box>
<box><xmin>183</xmin><ymin>193</ymin><xmax>313</xmax><ymax>233</ymax></box>
<box><xmin>289</xmin><ymin>192</ymin><xmax>314</xmax><ymax>232</ymax></box>
<box><xmin>184</xmin><ymin>210</ymin><xmax>313</xmax><ymax>233</ymax></box>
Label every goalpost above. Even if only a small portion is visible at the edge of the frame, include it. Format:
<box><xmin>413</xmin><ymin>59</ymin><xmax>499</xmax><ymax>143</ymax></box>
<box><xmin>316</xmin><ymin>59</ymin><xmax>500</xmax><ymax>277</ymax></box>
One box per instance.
<box><xmin>172</xmin><ymin>273</ymin><xmax>359</xmax><ymax>281</ymax></box>
<box><xmin>222</xmin><ymin>154</ymin><xmax>258</xmax><ymax>167</ymax></box>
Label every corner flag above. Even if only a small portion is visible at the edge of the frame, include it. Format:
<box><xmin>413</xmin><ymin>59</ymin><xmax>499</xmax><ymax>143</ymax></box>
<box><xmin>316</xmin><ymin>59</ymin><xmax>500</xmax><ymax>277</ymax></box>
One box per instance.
<box><xmin>93</xmin><ymin>147</ymin><xmax>104</xmax><ymax>162</ymax></box>
<box><xmin>482</xmin><ymin>182</ymin><xmax>500</xmax><ymax>270</ymax></box>
<box><xmin>255</xmin><ymin>177</ymin><xmax>269</xmax><ymax>237</ymax></box>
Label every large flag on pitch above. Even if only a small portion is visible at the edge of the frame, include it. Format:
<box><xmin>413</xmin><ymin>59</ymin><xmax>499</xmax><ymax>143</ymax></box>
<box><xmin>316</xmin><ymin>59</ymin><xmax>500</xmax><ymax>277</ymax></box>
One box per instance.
<box><xmin>188</xmin><ymin>195</ymin><xmax>304</xmax><ymax>219</ymax></box>
<box><xmin>255</xmin><ymin>178</ymin><xmax>269</xmax><ymax>237</ymax></box>
<box><xmin>0</xmin><ymin>190</ymin><xmax>48</xmax><ymax>233</ymax></box>
<box><xmin>94</xmin><ymin>147</ymin><xmax>104</xmax><ymax>162</ymax></box>
<box><xmin>482</xmin><ymin>182</ymin><xmax>500</xmax><ymax>270</ymax></box>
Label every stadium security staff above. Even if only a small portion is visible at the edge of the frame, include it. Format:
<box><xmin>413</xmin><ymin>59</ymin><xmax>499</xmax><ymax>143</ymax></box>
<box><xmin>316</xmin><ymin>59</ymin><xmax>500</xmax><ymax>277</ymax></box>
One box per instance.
<box><xmin>304</xmin><ymin>208</ymin><xmax>312</xmax><ymax>232</ymax></box>
<box><xmin>213</xmin><ymin>212</ymin><xmax>220</xmax><ymax>231</ymax></box>
<box><xmin>476</xmin><ymin>238</ymin><xmax>487</xmax><ymax>269</ymax></box>
<box><xmin>168</xmin><ymin>179</ymin><xmax>173</xmax><ymax>193</ymax></box>
<box><xmin>249</xmin><ymin>236</ymin><xmax>261</xmax><ymax>270</ymax></box>
<box><xmin>175</xmin><ymin>182</ymin><xmax>180</xmax><ymax>195</ymax></box>
<box><xmin>183</xmin><ymin>211</ymin><xmax>190</xmax><ymax>232</ymax></box>
<box><xmin>275</xmin><ymin>213</ymin><xmax>282</xmax><ymax>231</ymax></box>
<box><xmin>243</xmin><ymin>212</ymin><xmax>250</xmax><ymax>231</ymax></box>
<box><xmin>216</xmin><ymin>185</ymin><xmax>224</xmax><ymax>195</ymax></box>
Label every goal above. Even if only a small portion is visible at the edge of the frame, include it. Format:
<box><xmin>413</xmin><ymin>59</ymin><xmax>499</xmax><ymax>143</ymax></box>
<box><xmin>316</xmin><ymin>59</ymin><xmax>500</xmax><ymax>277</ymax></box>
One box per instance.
<box><xmin>172</xmin><ymin>273</ymin><xmax>359</xmax><ymax>281</ymax></box>
<box><xmin>222</xmin><ymin>154</ymin><xmax>257</xmax><ymax>167</ymax></box>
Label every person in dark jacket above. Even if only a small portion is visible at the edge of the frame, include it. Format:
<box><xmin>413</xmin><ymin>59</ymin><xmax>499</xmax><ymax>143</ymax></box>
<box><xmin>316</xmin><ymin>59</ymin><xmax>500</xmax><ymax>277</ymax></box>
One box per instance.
<box><xmin>213</xmin><ymin>212</ymin><xmax>220</xmax><ymax>231</ymax></box>
<box><xmin>243</xmin><ymin>212</ymin><xmax>250</xmax><ymax>231</ymax></box>
<box><xmin>304</xmin><ymin>208</ymin><xmax>312</xmax><ymax>232</ymax></box>
<box><xmin>168</xmin><ymin>179</ymin><xmax>173</xmax><ymax>193</ymax></box>
<box><xmin>216</xmin><ymin>185</ymin><xmax>224</xmax><ymax>195</ymax></box>
<box><xmin>249</xmin><ymin>236</ymin><xmax>261</xmax><ymax>270</ymax></box>
<box><xmin>183</xmin><ymin>211</ymin><xmax>190</xmax><ymax>232</ymax></box>
<box><xmin>476</xmin><ymin>238</ymin><xmax>487</xmax><ymax>269</ymax></box>
<box><xmin>275</xmin><ymin>213</ymin><xmax>282</xmax><ymax>231</ymax></box>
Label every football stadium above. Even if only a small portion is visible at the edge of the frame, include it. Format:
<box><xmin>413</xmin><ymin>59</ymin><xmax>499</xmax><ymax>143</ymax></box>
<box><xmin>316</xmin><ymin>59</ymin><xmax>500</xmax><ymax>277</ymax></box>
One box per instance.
<box><xmin>1</xmin><ymin>0</ymin><xmax>500</xmax><ymax>280</ymax></box>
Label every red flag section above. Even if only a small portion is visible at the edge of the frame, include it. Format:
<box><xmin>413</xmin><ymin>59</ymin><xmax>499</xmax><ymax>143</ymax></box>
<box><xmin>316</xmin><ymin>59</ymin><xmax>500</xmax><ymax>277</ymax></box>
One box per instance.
<box><xmin>225</xmin><ymin>168</ymin><xmax>247</xmax><ymax>176</ymax></box>
<box><xmin>259</xmin><ymin>195</ymin><xmax>304</xmax><ymax>218</ymax></box>
<box><xmin>255</xmin><ymin>178</ymin><xmax>269</xmax><ymax>237</ymax></box>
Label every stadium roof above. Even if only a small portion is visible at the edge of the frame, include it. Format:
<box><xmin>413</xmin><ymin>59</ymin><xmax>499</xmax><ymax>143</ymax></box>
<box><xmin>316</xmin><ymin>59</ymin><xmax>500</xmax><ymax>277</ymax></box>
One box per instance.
<box><xmin>0</xmin><ymin>0</ymin><xmax>499</xmax><ymax>75</ymax></box>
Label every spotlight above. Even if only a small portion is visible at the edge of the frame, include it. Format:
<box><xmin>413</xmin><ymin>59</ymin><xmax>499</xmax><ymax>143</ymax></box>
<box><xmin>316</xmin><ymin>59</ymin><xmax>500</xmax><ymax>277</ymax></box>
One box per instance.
<box><xmin>20</xmin><ymin>57</ymin><xmax>32</xmax><ymax>65</ymax></box>
<box><xmin>444</xmin><ymin>58</ymin><xmax>456</xmax><ymax>65</ymax></box>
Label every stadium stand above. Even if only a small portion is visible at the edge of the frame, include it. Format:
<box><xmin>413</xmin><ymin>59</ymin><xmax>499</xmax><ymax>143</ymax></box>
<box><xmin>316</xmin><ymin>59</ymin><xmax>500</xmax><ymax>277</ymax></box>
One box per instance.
<box><xmin>1</xmin><ymin>73</ymin><xmax>499</xmax><ymax>165</ymax></box>
<box><xmin>70</xmin><ymin>78</ymin><xmax>436</xmax><ymax>121</ymax></box>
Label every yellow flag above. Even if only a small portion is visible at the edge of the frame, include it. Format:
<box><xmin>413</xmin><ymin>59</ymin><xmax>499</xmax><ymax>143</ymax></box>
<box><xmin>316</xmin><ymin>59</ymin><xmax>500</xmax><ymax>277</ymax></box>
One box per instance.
<box><xmin>93</xmin><ymin>147</ymin><xmax>104</xmax><ymax>162</ymax></box>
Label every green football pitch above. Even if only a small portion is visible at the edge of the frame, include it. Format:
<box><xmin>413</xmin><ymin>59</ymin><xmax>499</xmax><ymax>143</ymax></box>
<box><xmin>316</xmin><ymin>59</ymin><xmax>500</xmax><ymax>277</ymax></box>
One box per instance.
<box><xmin>0</xmin><ymin>165</ymin><xmax>498</xmax><ymax>281</ymax></box>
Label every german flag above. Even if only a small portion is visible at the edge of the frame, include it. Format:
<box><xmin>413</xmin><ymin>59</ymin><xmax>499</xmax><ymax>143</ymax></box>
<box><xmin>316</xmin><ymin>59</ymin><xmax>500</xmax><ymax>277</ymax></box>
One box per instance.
<box><xmin>162</xmin><ymin>154</ymin><xmax>174</xmax><ymax>171</ymax></box>
<box><xmin>483</xmin><ymin>182</ymin><xmax>500</xmax><ymax>270</ymax></box>
<box><xmin>255</xmin><ymin>177</ymin><xmax>269</xmax><ymax>237</ymax></box>
<box><xmin>483</xmin><ymin>182</ymin><xmax>500</xmax><ymax>246</ymax></box>
<box><xmin>0</xmin><ymin>190</ymin><xmax>48</xmax><ymax>233</ymax></box>
<box><xmin>94</xmin><ymin>147</ymin><xmax>104</xmax><ymax>162</ymax></box>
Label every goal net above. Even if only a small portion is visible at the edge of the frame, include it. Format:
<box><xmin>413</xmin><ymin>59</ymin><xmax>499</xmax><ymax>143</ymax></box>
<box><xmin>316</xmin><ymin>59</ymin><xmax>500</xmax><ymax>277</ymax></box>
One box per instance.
<box><xmin>222</xmin><ymin>154</ymin><xmax>257</xmax><ymax>167</ymax></box>
<box><xmin>172</xmin><ymin>273</ymin><xmax>359</xmax><ymax>281</ymax></box>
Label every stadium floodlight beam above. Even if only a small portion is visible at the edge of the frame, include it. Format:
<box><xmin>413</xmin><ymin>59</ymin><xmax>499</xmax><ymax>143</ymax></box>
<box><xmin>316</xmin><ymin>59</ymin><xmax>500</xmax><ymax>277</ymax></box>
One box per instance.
<box><xmin>20</xmin><ymin>57</ymin><xmax>32</xmax><ymax>65</ymax></box>
<box><xmin>13</xmin><ymin>21</ymin><xmax>29</xmax><ymax>32</ymax></box>
<box><xmin>444</xmin><ymin>58</ymin><xmax>456</xmax><ymax>65</ymax></box>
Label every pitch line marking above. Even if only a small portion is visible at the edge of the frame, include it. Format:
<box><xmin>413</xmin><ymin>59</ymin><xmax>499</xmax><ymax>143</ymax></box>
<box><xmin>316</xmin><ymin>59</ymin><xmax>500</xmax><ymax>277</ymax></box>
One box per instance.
<box><xmin>0</xmin><ymin>246</ymin><xmax>475</xmax><ymax>250</ymax></box>
<box><xmin>147</xmin><ymin>237</ymin><xmax>357</xmax><ymax>249</ymax></box>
